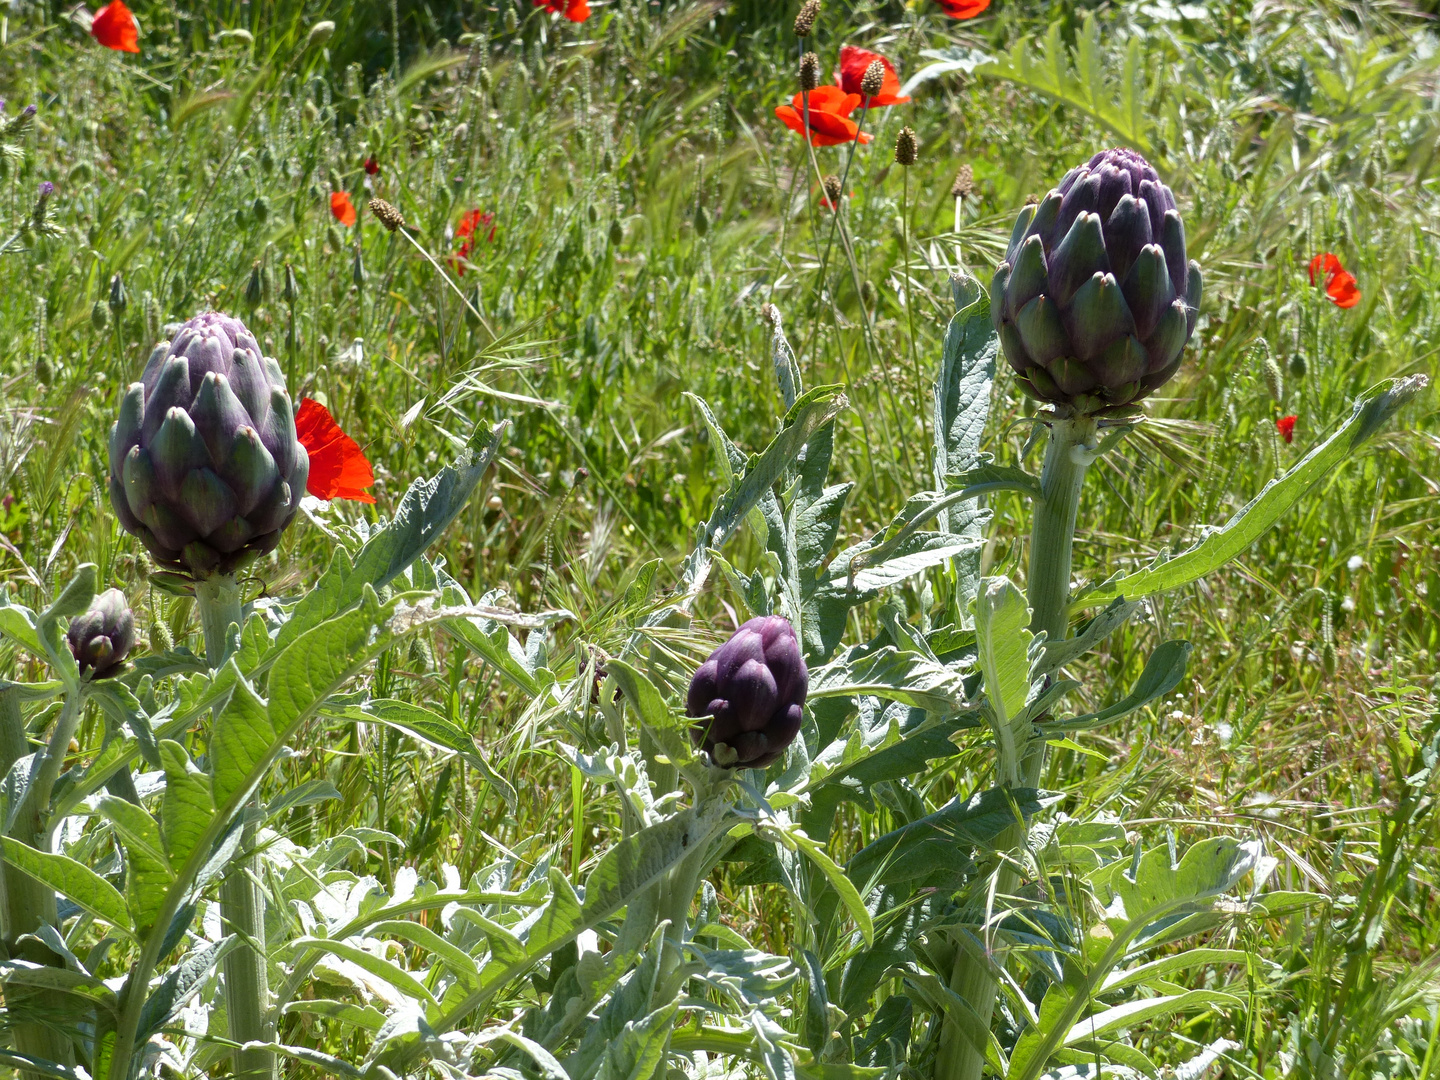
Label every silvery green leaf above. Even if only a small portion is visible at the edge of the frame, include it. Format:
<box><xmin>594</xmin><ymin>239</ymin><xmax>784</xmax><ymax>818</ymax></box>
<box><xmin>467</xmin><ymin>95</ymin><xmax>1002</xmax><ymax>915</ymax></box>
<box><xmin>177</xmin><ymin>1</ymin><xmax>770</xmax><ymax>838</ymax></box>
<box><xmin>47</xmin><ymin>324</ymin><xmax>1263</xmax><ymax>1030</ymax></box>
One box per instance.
<box><xmin>334</xmin><ymin>698</ymin><xmax>517</xmax><ymax>810</ymax></box>
<box><xmin>1081</xmin><ymin>375</ymin><xmax>1427</xmax><ymax>608</ymax></box>
<box><xmin>848</xmin><ymin>787</ymin><xmax>1061</xmax><ymax>893</ymax></box>
<box><xmin>1039</xmin><ymin>598</ymin><xmax>1140</xmax><ymax>675</ymax></box>
<box><xmin>137</xmin><ymin>935</ymin><xmax>236</xmax><ymax>1038</ymax></box>
<box><xmin>810</xmin><ymin>647</ymin><xmax>969</xmax><ymax>714</ymax></box>
<box><xmin>0</xmin><ymin>837</ymin><xmax>132</xmax><ymax>936</ymax></box>
<box><xmin>592</xmin><ymin>1000</ymin><xmax>679</xmax><ymax>1080</ymax></box>
<box><xmin>975</xmin><ymin>578</ymin><xmax>1033</xmax><ymax>783</ymax></box>
<box><xmin>1046</xmin><ymin>641</ymin><xmax>1190</xmax><ymax>732</ymax></box>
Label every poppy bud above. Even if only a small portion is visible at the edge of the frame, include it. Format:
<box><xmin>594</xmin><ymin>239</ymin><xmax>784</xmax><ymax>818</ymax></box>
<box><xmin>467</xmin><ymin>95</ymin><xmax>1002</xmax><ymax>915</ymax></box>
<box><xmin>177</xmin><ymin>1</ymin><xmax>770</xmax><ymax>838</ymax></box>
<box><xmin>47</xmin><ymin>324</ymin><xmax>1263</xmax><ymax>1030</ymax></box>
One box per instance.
<box><xmin>1288</xmin><ymin>353</ymin><xmax>1307</xmax><ymax>380</ymax></box>
<box><xmin>35</xmin><ymin>354</ymin><xmax>52</xmax><ymax>386</ymax></box>
<box><xmin>283</xmin><ymin>262</ymin><xmax>300</xmax><ymax>303</ymax></box>
<box><xmin>326</xmin><ymin>224</ymin><xmax>344</xmax><ymax>252</ymax></box>
<box><xmin>306</xmin><ymin>20</ymin><xmax>335</xmax><ymax>49</ymax></box>
<box><xmin>66</xmin><ymin>588</ymin><xmax>136</xmax><ymax>680</ymax></box>
<box><xmin>91</xmin><ymin>299</ymin><xmax>110</xmax><ymax>332</ymax></box>
<box><xmin>688</xmin><ymin>616</ymin><xmax>808</xmax><ymax>770</ymax></box>
<box><xmin>252</xmin><ymin>195</ymin><xmax>270</xmax><ymax>223</ymax></box>
<box><xmin>793</xmin><ymin>0</ymin><xmax>820</xmax><ymax>37</ymax></box>
<box><xmin>1361</xmin><ymin>149</ymin><xmax>1383</xmax><ymax>191</ymax></box>
<box><xmin>260</xmin><ymin>147</ymin><xmax>276</xmax><ymax>174</ymax></box>
<box><xmin>860</xmin><ymin>59</ymin><xmax>885</xmax><ymax>99</ymax></box>
<box><xmin>860</xmin><ymin>279</ymin><xmax>877</xmax><ymax>307</ymax></box>
<box><xmin>109</xmin><ymin>273</ymin><xmax>128</xmax><ymax>316</ymax></box>
<box><xmin>245</xmin><ymin>261</ymin><xmax>267</xmax><ymax>309</ymax></box>
<box><xmin>609</xmin><ymin>218</ymin><xmax>624</xmax><ymax>246</ymax></box>
<box><xmin>504</xmin><ymin>6</ymin><xmax>519</xmax><ymax>33</ymax></box>
<box><xmin>894</xmin><ymin>127</ymin><xmax>919</xmax><ymax>167</ymax></box>
<box><xmin>822</xmin><ymin>174</ymin><xmax>842</xmax><ymax>206</ymax></box>
<box><xmin>352</xmin><ymin>247</ymin><xmax>367</xmax><ymax>287</ymax></box>
<box><xmin>799</xmin><ymin>52</ymin><xmax>821</xmax><ymax>92</ymax></box>
<box><xmin>951</xmin><ymin>163</ymin><xmax>974</xmax><ymax>198</ymax></box>
<box><xmin>694</xmin><ymin>204</ymin><xmax>710</xmax><ymax>237</ymax></box>
<box><xmin>369</xmin><ymin>198</ymin><xmax>406</xmax><ymax>233</ymax></box>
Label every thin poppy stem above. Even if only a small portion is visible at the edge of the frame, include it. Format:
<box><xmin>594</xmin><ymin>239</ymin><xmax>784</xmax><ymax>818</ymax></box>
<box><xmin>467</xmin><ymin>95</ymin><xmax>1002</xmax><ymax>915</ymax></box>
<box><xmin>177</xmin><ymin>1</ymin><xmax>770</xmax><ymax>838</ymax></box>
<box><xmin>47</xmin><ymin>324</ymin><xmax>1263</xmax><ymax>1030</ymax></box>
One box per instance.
<box><xmin>902</xmin><ymin>165</ymin><xmax>921</xmax><ymax>418</ymax></box>
<box><xmin>800</xmin><ymin>100</ymin><xmax>871</xmax><ymax>365</ymax></box>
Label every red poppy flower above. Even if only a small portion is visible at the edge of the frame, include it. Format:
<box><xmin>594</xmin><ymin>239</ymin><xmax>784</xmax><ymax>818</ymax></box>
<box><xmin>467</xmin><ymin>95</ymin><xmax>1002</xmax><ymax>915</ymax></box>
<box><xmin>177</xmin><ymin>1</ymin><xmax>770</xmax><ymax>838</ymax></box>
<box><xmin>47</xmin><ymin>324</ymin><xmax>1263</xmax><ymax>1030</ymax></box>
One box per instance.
<box><xmin>296</xmin><ymin>398</ymin><xmax>376</xmax><ymax>503</ymax></box>
<box><xmin>534</xmin><ymin>0</ymin><xmax>590</xmax><ymax>22</ymax></box>
<box><xmin>1276</xmin><ymin>415</ymin><xmax>1297</xmax><ymax>444</ymax></box>
<box><xmin>330</xmin><ymin>191</ymin><xmax>357</xmax><ymax>227</ymax></box>
<box><xmin>364</xmin><ymin>157</ymin><xmax>380</xmax><ymax>176</ymax></box>
<box><xmin>1307</xmin><ymin>252</ymin><xmax>1360</xmax><ymax>309</ymax></box>
<box><xmin>837</xmin><ymin>46</ymin><xmax>910</xmax><ymax>107</ymax></box>
<box><xmin>775</xmin><ymin>86</ymin><xmax>874</xmax><ymax>147</ymax></box>
<box><xmin>451</xmin><ymin>209</ymin><xmax>496</xmax><ymax>275</ymax></box>
<box><xmin>936</xmin><ymin>0</ymin><xmax>990</xmax><ymax>17</ymax></box>
<box><xmin>91</xmin><ymin>0</ymin><xmax>140</xmax><ymax>53</ymax></box>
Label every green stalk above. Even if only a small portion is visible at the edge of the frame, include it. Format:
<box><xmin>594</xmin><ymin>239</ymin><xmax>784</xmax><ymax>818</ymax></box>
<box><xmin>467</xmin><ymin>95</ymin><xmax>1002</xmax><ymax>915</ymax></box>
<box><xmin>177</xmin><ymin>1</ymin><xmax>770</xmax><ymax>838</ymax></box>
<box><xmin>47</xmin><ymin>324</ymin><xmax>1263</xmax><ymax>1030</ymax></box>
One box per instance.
<box><xmin>194</xmin><ymin>575</ymin><xmax>274</xmax><ymax>1080</ymax></box>
<box><xmin>936</xmin><ymin>416</ymin><xmax>1095</xmax><ymax>1080</ymax></box>
<box><xmin>0</xmin><ymin>687</ymin><xmax>77</xmax><ymax>1078</ymax></box>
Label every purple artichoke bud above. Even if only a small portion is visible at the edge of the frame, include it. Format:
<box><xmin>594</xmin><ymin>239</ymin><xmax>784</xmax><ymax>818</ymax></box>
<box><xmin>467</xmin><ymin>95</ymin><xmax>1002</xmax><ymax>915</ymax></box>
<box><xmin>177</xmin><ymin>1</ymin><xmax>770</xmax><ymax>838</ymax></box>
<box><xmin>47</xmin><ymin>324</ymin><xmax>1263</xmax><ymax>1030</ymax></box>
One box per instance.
<box><xmin>66</xmin><ymin>588</ymin><xmax>136</xmax><ymax>679</ymax></box>
<box><xmin>107</xmin><ymin>311</ymin><xmax>309</xmax><ymax>579</ymax></box>
<box><xmin>686</xmin><ymin>616</ymin><xmax>808</xmax><ymax>769</ymax></box>
<box><xmin>992</xmin><ymin>148</ymin><xmax>1202</xmax><ymax>415</ymax></box>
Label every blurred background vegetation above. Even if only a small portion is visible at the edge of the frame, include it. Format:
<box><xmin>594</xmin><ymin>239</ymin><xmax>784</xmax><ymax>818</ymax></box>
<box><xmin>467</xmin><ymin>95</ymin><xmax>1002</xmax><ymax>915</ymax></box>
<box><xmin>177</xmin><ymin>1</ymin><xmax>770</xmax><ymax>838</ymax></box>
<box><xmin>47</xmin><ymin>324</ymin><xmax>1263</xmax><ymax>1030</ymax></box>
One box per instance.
<box><xmin>1</xmin><ymin>0</ymin><xmax>1439</xmax><ymax>1073</ymax></box>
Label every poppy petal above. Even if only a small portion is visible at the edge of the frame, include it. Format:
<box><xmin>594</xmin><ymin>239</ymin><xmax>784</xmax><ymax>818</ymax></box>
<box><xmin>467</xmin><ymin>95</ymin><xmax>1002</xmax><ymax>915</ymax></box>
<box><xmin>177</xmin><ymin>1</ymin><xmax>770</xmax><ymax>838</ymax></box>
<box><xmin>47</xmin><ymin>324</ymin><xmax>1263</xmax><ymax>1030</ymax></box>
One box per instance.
<box><xmin>1276</xmin><ymin>415</ymin><xmax>1297</xmax><ymax>444</ymax></box>
<box><xmin>295</xmin><ymin>398</ymin><xmax>376</xmax><ymax>503</ymax></box>
<box><xmin>1327</xmin><ymin>269</ymin><xmax>1361</xmax><ymax>308</ymax></box>
<box><xmin>330</xmin><ymin>192</ymin><xmax>357</xmax><ymax>227</ymax></box>
<box><xmin>92</xmin><ymin>0</ymin><xmax>140</xmax><ymax>53</ymax></box>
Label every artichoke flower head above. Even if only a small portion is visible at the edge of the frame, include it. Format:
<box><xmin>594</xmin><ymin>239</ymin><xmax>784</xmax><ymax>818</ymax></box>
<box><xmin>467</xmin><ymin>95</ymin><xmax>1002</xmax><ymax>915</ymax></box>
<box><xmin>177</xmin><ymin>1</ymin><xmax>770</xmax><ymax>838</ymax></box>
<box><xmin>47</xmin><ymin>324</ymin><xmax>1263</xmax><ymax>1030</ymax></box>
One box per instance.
<box><xmin>109</xmin><ymin>311</ymin><xmax>309</xmax><ymax>580</ymax></box>
<box><xmin>992</xmin><ymin>148</ymin><xmax>1202</xmax><ymax>416</ymax></box>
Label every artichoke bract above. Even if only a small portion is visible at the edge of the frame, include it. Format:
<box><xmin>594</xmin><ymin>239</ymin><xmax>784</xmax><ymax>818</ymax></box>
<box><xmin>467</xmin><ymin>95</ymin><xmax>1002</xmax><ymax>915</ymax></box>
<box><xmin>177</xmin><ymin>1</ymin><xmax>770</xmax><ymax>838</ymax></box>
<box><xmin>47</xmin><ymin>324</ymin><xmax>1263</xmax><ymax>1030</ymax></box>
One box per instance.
<box><xmin>66</xmin><ymin>588</ymin><xmax>136</xmax><ymax>679</ymax></box>
<box><xmin>686</xmin><ymin>616</ymin><xmax>807</xmax><ymax>769</ymax></box>
<box><xmin>992</xmin><ymin>148</ymin><xmax>1202</xmax><ymax>415</ymax></box>
<box><xmin>109</xmin><ymin>312</ymin><xmax>309</xmax><ymax>578</ymax></box>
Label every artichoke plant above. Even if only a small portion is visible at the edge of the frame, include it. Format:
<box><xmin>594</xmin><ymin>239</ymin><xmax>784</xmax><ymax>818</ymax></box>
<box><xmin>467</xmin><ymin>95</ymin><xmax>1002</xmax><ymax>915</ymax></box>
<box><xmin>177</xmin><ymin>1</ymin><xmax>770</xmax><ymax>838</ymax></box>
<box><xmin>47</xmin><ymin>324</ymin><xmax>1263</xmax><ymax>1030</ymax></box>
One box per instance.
<box><xmin>991</xmin><ymin>147</ymin><xmax>1202</xmax><ymax>414</ymax></box>
<box><xmin>687</xmin><ymin>616</ymin><xmax>808</xmax><ymax>769</ymax></box>
<box><xmin>108</xmin><ymin>312</ymin><xmax>309</xmax><ymax>579</ymax></box>
<box><xmin>65</xmin><ymin>588</ymin><xmax>135</xmax><ymax>679</ymax></box>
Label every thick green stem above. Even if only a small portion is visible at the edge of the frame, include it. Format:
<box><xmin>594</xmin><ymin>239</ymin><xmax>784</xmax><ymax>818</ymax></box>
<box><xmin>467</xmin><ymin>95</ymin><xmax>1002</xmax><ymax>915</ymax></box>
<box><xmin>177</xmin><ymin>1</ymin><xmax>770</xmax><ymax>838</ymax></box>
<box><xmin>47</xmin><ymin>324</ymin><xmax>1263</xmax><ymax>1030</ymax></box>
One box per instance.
<box><xmin>936</xmin><ymin>417</ymin><xmax>1095</xmax><ymax>1080</ymax></box>
<box><xmin>194</xmin><ymin>576</ymin><xmax>274</xmax><ymax>1080</ymax></box>
<box><xmin>0</xmin><ymin>688</ymin><xmax>77</xmax><ymax>1078</ymax></box>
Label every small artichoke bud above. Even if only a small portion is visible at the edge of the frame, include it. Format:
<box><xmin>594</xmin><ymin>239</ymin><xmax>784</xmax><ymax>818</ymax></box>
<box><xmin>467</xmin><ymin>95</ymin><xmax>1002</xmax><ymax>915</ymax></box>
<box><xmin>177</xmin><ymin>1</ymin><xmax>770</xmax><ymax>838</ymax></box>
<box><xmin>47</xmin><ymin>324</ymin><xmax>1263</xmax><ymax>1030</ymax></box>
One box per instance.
<box><xmin>67</xmin><ymin>588</ymin><xmax>136</xmax><ymax>680</ymax></box>
<box><xmin>687</xmin><ymin>616</ymin><xmax>808</xmax><ymax>770</ymax></box>
<box><xmin>799</xmin><ymin>52</ymin><xmax>821</xmax><ymax>92</ymax></box>
<box><xmin>283</xmin><ymin>262</ymin><xmax>300</xmax><ymax>303</ymax></box>
<box><xmin>793</xmin><ymin>0</ymin><xmax>820</xmax><ymax>37</ymax></box>
<box><xmin>109</xmin><ymin>274</ymin><xmax>128</xmax><ymax>316</ymax></box>
<box><xmin>245</xmin><ymin>260</ymin><xmax>267</xmax><ymax>309</ymax></box>
<box><xmin>252</xmin><ymin>195</ymin><xmax>270</xmax><ymax>224</ymax></box>
<box><xmin>91</xmin><ymin>299</ymin><xmax>110</xmax><ymax>332</ymax></box>
<box><xmin>369</xmin><ymin>198</ymin><xmax>405</xmax><ymax>232</ymax></box>
<box><xmin>894</xmin><ymin>127</ymin><xmax>919</xmax><ymax>167</ymax></box>
<box><xmin>860</xmin><ymin>59</ymin><xmax>885</xmax><ymax>99</ymax></box>
<box><xmin>1288</xmin><ymin>352</ymin><xmax>1307</xmax><ymax>379</ymax></box>
<box><xmin>990</xmin><ymin>147</ymin><xmax>1202</xmax><ymax>415</ymax></box>
<box><xmin>951</xmin><ymin>164</ymin><xmax>974</xmax><ymax>198</ymax></box>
